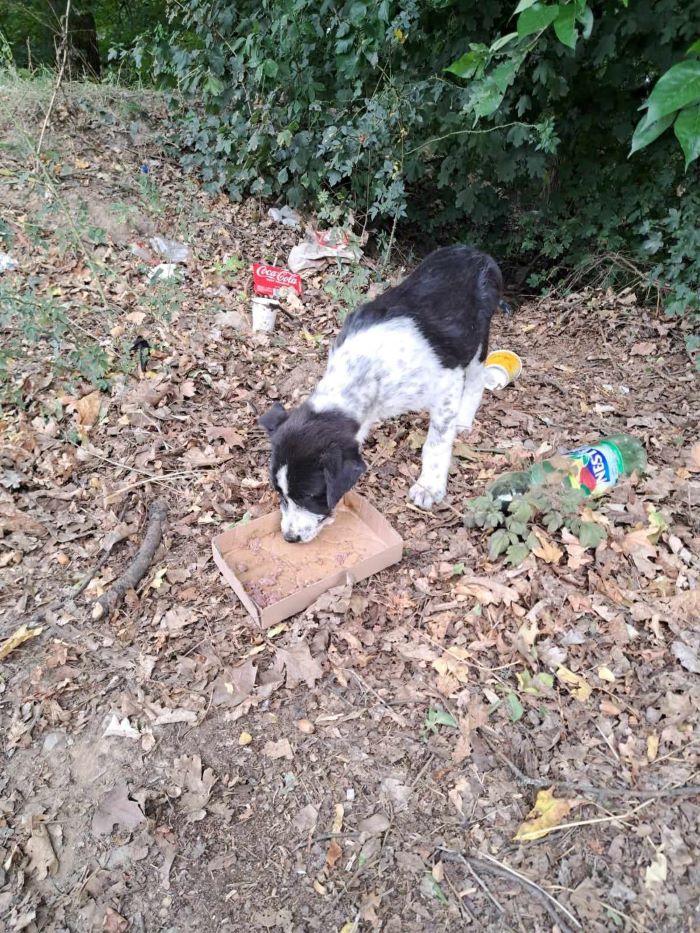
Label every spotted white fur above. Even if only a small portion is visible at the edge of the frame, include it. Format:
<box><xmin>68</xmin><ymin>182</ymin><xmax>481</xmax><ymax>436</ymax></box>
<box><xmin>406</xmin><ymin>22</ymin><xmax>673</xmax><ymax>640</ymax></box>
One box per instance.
<box><xmin>309</xmin><ymin>319</ymin><xmax>485</xmax><ymax>511</ymax></box>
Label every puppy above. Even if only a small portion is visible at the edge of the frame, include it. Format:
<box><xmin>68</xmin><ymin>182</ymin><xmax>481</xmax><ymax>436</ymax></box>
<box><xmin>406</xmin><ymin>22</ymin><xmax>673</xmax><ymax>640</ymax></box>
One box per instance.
<box><xmin>260</xmin><ymin>245</ymin><xmax>503</xmax><ymax>542</ymax></box>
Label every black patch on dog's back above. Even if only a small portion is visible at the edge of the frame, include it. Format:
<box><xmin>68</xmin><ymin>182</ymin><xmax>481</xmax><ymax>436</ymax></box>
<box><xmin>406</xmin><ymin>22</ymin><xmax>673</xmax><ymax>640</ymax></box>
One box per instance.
<box><xmin>337</xmin><ymin>245</ymin><xmax>503</xmax><ymax>369</ymax></box>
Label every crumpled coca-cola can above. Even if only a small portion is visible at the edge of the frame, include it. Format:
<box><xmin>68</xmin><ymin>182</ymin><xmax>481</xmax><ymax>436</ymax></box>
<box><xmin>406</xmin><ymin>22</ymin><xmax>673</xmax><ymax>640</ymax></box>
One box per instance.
<box><xmin>252</xmin><ymin>263</ymin><xmax>302</xmax><ymax>297</ymax></box>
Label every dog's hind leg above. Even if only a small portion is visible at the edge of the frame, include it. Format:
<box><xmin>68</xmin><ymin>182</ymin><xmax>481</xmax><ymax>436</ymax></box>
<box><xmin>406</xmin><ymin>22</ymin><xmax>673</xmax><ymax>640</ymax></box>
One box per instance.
<box><xmin>456</xmin><ymin>356</ymin><xmax>486</xmax><ymax>433</ymax></box>
<box><xmin>409</xmin><ymin>370</ymin><xmax>463</xmax><ymax>510</ymax></box>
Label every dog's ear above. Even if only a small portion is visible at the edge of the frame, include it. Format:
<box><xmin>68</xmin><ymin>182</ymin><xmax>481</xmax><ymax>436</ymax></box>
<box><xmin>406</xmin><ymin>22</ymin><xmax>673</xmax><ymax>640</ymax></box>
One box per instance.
<box><xmin>322</xmin><ymin>445</ymin><xmax>366</xmax><ymax>510</ymax></box>
<box><xmin>259</xmin><ymin>402</ymin><xmax>288</xmax><ymax>436</ymax></box>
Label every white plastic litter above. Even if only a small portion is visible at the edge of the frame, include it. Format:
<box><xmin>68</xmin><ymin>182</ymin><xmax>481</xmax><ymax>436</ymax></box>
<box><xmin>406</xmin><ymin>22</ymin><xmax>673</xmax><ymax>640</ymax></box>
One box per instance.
<box><xmin>0</xmin><ymin>251</ymin><xmax>19</xmax><ymax>273</ymax></box>
<box><xmin>149</xmin><ymin>236</ymin><xmax>190</xmax><ymax>264</ymax></box>
<box><xmin>251</xmin><ymin>296</ymin><xmax>279</xmax><ymax>333</ymax></box>
<box><xmin>288</xmin><ymin>226</ymin><xmax>362</xmax><ymax>273</ymax></box>
<box><xmin>268</xmin><ymin>205</ymin><xmax>301</xmax><ymax>228</ymax></box>
<box><xmin>147</xmin><ymin>263</ymin><xmax>180</xmax><ymax>282</ymax></box>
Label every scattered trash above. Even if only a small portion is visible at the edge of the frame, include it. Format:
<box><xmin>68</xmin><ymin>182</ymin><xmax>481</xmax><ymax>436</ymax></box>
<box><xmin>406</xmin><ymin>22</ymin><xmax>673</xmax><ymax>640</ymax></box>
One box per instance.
<box><xmin>150</xmin><ymin>236</ymin><xmax>190</xmax><ymax>264</ymax></box>
<box><xmin>253</xmin><ymin>262</ymin><xmax>302</xmax><ymax>297</ymax></box>
<box><xmin>148</xmin><ymin>263</ymin><xmax>180</xmax><ymax>282</ymax></box>
<box><xmin>268</xmin><ymin>205</ymin><xmax>301</xmax><ymax>228</ymax></box>
<box><xmin>0</xmin><ymin>251</ymin><xmax>19</xmax><ymax>273</ymax></box>
<box><xmin>484</xmin><ymin>349</ymin><xmax>522</xmax><ymax>390</ymax></box>
<box><xmin>130</xmin><ymin>241</ymin><xmax>153</xmax><ymax>262</ymax></box>
<box><xmin>251</xmin><ymin>296</ymin><xmax>280</xmax><ymax>333</ymax></box>
<box><xmin>288</xmin><ymin>226</ymin><xmax>362</xmax><ymax>273</ymax></box>
<box><xmin>488</xmin><ymin>434</ymin><xmax>647</xmax><ymax>503</ymax></box>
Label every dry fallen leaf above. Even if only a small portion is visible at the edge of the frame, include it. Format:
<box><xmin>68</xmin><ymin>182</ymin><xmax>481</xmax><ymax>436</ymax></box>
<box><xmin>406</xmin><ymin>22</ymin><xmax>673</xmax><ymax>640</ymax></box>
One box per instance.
<box><xmin>172</xmin><ymin>754</ymin><xmax>217</xmax><ymax>822</ymax></box>
<box><xmin>103</xmin><ymin>714</ymin><xmax>140</xmax><ymax>739</ymax></box>
<box><xmin>0</xmin><ymin>624</ymin><xmax>43</xmax><ymax>661</ymax></box>
<box><xmin>275</xmin><ymin>640</ymin><xmax>323</xmax><ymax>689</ymax></box>
<box><xmin>556</xmin><ymin>665</ymin><xmax>593</xmax><ymax>702</ymax></box>
<box><xmin>647</xmin><ymin>733</ymin><xmax>659</xmax><ymax>762</ymax></box>
<box><xmin>263</xmin><ymin>738</ymin><xmax>294</xmax><ymax>760</ymax></box>
<box><xmin>92</xmin><ymin>783</ymin><xmax>145</xmax><ymax>836</ymax></box>
<box><xmin>25</xmin><ymin>821</ymin><xmax>58</xmax><ymax>880</ymax></box>
<box><xmin>74</xmin><ymin>390</ymin><xmax>102</xmax><ymax>427</ymax></box>
<box><xmin>454</xmin><ymin>576</ymin><xmax>519</xmax><ymax>606</ymax></box>
<box><xmin>0</xmin><ymin>504</ymin><xmax>48</xmax><ymax>537</ymax></box>
<box><xmin>531</xmin><ymin>527</ymin><xmax>563</xmax><ymax>564</ymax></box>
<box><xmin>671</xmin><ymin>640</ymin><xmax>700</xmax><ymax>674</ymax></box>
<box><xmin>326</xmin><ymin>839</ymin><xmax>342</xmax><ymax>869</ymax></box>
<box><xmin>645</xmin><ymin>847</ymin><xmax>668</xmax><ymax>887</ymax></box>
<box><xmin>514</xmin><ymin>787</ymin><xmax>583</xmax><ymax>842</ymax></box>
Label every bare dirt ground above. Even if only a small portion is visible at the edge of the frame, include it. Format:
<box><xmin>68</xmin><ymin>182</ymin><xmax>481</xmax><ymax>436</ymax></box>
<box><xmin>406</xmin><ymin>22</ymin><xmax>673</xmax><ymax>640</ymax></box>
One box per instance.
<box><xmin>1</xmin><ymin>79</ymin><xmax>699</xmax><ymax>933</ymax></box>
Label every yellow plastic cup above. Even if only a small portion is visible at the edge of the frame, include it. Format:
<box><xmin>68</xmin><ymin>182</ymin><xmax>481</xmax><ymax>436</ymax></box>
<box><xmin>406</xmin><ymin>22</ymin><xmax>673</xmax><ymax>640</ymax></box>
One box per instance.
<box><xmin>485</xmin><ymin>350</ymin><xmax>523</xmax><ymax>389</ymax></box>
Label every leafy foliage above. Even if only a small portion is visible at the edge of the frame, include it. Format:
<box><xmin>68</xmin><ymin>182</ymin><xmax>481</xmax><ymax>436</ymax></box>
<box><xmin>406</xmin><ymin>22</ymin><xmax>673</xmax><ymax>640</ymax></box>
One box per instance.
<box><xmin>464</xmin><ymin>483</ymin><xmax>605</xmax><ymax>566</ymax></box>
<box><xmin>115</xmin><ymin>0</ymin><xmax>700</xmax><ymax>344</ymax></box>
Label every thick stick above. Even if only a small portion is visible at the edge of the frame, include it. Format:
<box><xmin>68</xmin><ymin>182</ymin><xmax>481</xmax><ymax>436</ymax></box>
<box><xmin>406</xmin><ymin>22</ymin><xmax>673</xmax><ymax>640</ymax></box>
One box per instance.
<box><xmin>92</xmin><ymin>499</ymin><xmax>168</xmax><ymax>620</ymax></box>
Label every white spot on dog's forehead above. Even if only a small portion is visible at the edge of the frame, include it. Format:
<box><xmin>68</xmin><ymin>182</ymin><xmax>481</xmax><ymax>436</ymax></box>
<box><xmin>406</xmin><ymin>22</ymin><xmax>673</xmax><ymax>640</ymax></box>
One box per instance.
<box><xmin>276</xmin><ymin>465</ymin><xmax>289</xmax><ymax>497</ymax></box>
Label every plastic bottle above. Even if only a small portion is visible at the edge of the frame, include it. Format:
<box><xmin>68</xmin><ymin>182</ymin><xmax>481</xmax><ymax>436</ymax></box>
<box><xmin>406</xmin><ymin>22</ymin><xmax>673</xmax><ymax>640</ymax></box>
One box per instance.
<box><xmin>488</xmin><ymin>435</ymin><xmax>647</xmax><ymax>503</ymax></box>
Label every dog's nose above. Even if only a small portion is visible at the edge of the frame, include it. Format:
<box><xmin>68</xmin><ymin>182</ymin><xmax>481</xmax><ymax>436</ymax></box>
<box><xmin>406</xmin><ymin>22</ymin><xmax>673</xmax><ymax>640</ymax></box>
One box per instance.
<box><xmin>283</xmin><ymin>531</ymin><xmax>301</xmax><ymax>543</ymax></box>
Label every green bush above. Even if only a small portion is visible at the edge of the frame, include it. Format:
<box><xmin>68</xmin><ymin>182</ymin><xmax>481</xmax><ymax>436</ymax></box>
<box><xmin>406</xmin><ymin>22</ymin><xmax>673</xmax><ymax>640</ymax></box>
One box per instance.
<box><xmin>130</xmin><ymin>0</ymin><xmax>698</xmax><ymax>342</ymax></box>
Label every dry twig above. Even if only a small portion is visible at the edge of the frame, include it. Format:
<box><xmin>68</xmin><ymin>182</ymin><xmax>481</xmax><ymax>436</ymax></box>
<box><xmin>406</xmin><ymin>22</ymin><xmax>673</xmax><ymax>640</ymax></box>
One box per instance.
<box><xmin>92</xmin><ymin>498</ymin><xmax>168</xmax><ymax>620</ymax></box>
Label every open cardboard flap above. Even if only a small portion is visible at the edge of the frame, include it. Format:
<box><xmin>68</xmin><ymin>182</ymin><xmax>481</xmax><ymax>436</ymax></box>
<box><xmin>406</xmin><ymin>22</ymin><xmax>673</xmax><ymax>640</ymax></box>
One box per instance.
<box><xmin>212</xmin><ymin>491</ymin><xmax>403</xmax><ymax>627</ymax></box>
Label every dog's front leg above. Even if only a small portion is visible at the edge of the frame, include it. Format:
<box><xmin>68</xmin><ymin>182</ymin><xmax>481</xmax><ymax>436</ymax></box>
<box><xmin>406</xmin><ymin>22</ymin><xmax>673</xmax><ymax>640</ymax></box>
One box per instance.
<box><xmin>409</xmin><ymin>376</ymin><xmax>462</xmax><ymax>510</ymax></box>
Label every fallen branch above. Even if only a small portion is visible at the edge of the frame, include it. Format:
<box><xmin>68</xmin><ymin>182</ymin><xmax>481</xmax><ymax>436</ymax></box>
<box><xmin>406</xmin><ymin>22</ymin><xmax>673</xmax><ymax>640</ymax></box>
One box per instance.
<box><xmin>92</xmin><ymin>499</ymin><xmax>168</xmax><ymax>620</ymax></box>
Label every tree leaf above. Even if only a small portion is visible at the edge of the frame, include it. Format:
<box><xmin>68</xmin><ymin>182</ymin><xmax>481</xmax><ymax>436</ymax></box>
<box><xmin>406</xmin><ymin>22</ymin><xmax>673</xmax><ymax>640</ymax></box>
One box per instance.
<box><xmin>446</xmin><ymin>47</ymin><xmax>488</xmax><ymax>79</ymax></box>
<box><xmin>674</xmin><ymin>104</ymin><xmax>700</xmax><ymax>169</ymax></box>
<box><xmin>514</xmin><ymin>0</ymin><xmax>539</xmax><ymax>12</ymax></box>
<box><xmin>556</xmin><ymin>665</ymin><xmax>592</xmax><ymax>701</ymax></box>
<box><xmin>576</xmin><ymin>5</ymin><xmax>593</xmax><ymax>39</ymax></box>
<box><xmin>629</xmin><ymin>110</ymin><xmax>676</xmax><ymax>155</ymax></box>
<box><xmin>491</xmin><ymin>31</ymin><xmax>519</xmax><ymax>51</ymax></box>
<box><xmin>553</xmin><ymin>3</ymin><xmax>577</xmax><ymax>48</ymax></box>
<box><xmin>688</xmin><ymin>39</ymin><xmax>700</xmax><ymax>55</ymax></box>
<box><xmin>517</xmin><ymin>4</ymin><xmax>560</xmax><ymax>38</ymax></box>
<box><xmin>646</xmin><ymin>60</ymin><xmax>700</xmax><ymax>124</ymax></box>
<box><xmin>514</xmin><ymin>787</ymin><xmax>582</xmax><ymax>841</ymax></box>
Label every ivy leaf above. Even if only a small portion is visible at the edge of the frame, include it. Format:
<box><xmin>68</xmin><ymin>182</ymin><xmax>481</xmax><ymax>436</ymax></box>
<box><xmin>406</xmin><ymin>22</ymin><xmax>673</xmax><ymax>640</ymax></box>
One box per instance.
<box><xmin>517</xmin><ymin>4</ymin><xmax>560</xmax><ymax>38</ymax></box>
<box><xmin>674</xmin><ymin>104</ymin><xmax>700</xmax><ymax>169</ymax></box>
<box><xmin>578</xmin><ymin>521</ymin><xmax>605</xmax><ymax>549</ymax></box>
<box><xmin>508</xmin><ymin>498</ymin><xmax>533</xmax><ymax>523</ymax></box>
<box><xmin>489</xmin><ymin>528</ymin><xmax>511</xmax><ymax>560</ymax></box>
<box><xmin>553</xmin><ymin>3</ymin><xmax>577</xmax><ymax>48</ymax></box>
<box><xmin>646</xmin><ymin>60</ymin><xmax>700</xmax><ymax>124</ymax></box>
<box><xmin>506</xmin><ymin>692</ymin><xmax>524</xmax><ymax>721</ymax></box>
<box><xmin>506</xmin><ymin>541</ymin><xmax>531</xmax><ymax>565</ymax></box>
<box><xmin>630</xmin><ymin>110</ymin><xmax>676</xmax><ymax>155</ymax></box>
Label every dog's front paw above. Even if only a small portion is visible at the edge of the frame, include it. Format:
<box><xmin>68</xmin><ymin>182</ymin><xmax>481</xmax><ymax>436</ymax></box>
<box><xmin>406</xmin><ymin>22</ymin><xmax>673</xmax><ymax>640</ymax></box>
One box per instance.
<box><xmin>409</xmin><ymin>482</ymin><xmax>445</xmax><ymax>510</ymax></box>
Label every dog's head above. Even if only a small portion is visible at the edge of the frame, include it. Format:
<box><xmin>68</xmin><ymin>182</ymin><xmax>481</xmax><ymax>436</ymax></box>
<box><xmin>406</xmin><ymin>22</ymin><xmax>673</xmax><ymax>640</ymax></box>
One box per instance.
<box><xmin>259</xmin><ymin>402</ymin><xmax>366</xmax><ymax>543</ymax></box>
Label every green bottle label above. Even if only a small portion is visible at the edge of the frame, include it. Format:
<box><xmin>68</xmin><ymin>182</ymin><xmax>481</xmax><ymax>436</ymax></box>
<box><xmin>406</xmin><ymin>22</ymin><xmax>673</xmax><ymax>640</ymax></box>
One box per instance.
<box><xmin>565</xmin><ymin>442</ymin><xmax>623</xmax><ymax>497</ymax></box>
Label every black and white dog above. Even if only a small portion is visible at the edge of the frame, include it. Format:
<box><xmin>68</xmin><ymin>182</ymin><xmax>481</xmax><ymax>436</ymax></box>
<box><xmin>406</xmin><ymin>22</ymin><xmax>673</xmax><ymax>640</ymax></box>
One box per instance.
<box><xmin>260</xmin><ymin>245</ymin><xmax>503</xmax><ymax>542</ymax></box>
